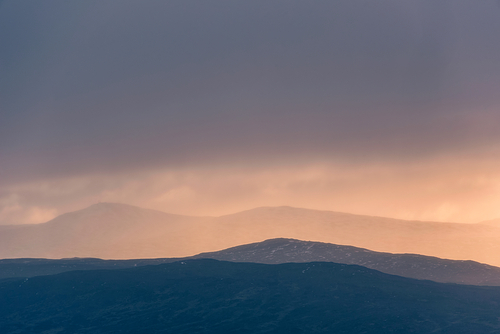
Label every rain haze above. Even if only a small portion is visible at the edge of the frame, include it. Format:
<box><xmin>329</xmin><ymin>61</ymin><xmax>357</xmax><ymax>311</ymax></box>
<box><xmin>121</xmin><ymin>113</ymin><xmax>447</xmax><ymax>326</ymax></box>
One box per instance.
<box><xmin>2</xmin><ymin>0</ymin><xmax>500</xmax><ymax>226</ymax></box>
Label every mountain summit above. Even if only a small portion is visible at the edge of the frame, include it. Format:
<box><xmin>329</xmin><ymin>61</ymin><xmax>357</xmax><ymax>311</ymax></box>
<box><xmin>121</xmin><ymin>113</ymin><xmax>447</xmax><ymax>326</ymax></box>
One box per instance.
<box><xmin>192</xmin><ymin>238</ymin><xmax>500</xmax><ymax>286</ymax></box>
<box><xmin>0</xmin><ymin>203</ymin><xmax>212</xmax><ymax>259</ymax></box>
<box><xmin>1</xmin><ymin>203</ymin><xmax>500</xmax><ymax>265</ymax></box>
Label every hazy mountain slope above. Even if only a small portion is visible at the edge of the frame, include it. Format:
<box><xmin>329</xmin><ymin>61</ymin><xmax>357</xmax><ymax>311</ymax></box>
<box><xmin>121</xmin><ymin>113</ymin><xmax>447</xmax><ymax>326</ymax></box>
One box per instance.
<box><xmin>480</xmin><ymin>218</ymin><xmax>500</xmax><ymax>227</ymax></box>
<box><xmin>1</xmin><ymin>203</ymin><xmax>500</xmax><ymax>266</ymax></box>
<box><xmin>0</xmin><ymin>203</ymin><xmax>214</xmax><ymax>259</ymax></box>
<box><xmin>2</xmin><ymin>259</ymin><xmax>500</xmax><ymax>334</ymax></box>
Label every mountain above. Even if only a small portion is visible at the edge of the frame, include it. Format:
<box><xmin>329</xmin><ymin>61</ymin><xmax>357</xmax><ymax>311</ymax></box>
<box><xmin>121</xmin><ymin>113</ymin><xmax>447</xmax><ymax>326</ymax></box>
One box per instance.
<box><xmin>0</xmin><ymin>203</ymin><xmax>213</xmax><ymax>259</ymax></box>
<box><xmin>1</xmin><ymin>203</ymin><xmax>500</xmax><ymax>266</ymax></box>
<box><xmin>193</xmin><ymin>238</ymin><xmax>500</xmax><ymax>286</ymax></box>
<box><xmin>214</xmin><ymin>206</ymin><xmax>500</xmax><ymax>266</ymax></box>
<box><xmin>3</xmin><ymin>238</ymin><xmax>500</xmax><ymax>286</ymax></box>
<box><xmin>2</xmin><ymin>259</ymin><xmax>500</xmax><ymax>333</ymax></box>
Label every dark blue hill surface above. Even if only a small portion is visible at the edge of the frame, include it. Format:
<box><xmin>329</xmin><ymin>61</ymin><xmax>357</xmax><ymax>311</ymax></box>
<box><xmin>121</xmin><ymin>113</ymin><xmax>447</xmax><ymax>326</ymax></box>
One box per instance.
<box><xmin>0</xmin><ymin>257</ymin><xmax>178</xmax><ymax>281</ymax></box>
<box><xmin>1</xmin><ymin>259</ymin><xmax>500</xmax><ymax>333</ymax></box>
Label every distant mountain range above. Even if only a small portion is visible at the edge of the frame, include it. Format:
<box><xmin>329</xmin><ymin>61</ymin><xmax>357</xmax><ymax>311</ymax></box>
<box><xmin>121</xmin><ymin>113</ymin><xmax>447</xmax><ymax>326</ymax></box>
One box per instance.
<box><xmin>2</xmin><ymin>259</ymin><xmax>500</xmax><ymax>333</ymax></box>
<box><xmin>2</xmin><ymin>238</ymin><xmax>500</xmax><ymax>286</ymax></box>
<box><xmin>1</xmin><ymin>202</ymin><xmax>500</xmax><ymax>267</ymax></box>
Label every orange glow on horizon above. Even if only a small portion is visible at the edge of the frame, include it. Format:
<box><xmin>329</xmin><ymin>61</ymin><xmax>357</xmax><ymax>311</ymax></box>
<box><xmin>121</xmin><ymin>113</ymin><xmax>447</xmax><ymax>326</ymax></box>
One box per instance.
<box><xmin>2</xmin><ymin>152</ymin><xmax>500</xmax><ymax>225</ymax></box>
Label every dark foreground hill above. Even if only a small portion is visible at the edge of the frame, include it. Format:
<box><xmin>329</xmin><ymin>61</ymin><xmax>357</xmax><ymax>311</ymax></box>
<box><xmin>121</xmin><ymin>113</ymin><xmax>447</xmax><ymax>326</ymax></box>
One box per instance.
<box><xmin>3</xmin><ymin>238</ymin><xmax>500</xmax><ymax>286</ymax></box>
<box><xmin>1</xmin><ymin>259</ymin><xmax>500</xmax><ymax>333</ymax></box>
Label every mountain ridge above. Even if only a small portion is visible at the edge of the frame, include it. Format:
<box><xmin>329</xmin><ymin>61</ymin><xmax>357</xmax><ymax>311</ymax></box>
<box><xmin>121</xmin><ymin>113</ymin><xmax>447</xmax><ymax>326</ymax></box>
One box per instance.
<box><xmin>1</xmin><ymin>202</ymin><xmax>500</xmax><ymax>266</ymax></box>
<box><xmin>2</xmin><ymin>202</ymin><xmax>473</xmax><ymax>227</ymax></box>
<box><xmin>2</xmin><ymin>237</ymin><xmax>500</xmax><ymax>286</ymax></box>
<box><xmin>193</xmin><ymin>238</ymin><xmax>500</xmax><ymax>285</ymax></box>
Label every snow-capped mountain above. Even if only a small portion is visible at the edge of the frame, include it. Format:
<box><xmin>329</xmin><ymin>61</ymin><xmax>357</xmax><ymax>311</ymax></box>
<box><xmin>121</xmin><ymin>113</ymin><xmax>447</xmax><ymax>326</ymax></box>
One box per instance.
<box><xmin>193</xmin><ymin>238</ymin><xmax>500</xmax><ymax>285</ymax></box>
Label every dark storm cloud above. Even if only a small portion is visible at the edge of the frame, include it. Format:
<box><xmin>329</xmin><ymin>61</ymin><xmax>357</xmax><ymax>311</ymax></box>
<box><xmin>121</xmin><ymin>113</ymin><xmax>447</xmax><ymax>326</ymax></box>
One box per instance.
<box><xmin>1</xmin><ymin>0</ymin><xmax>500</xmax><ymax>185</ymax></box>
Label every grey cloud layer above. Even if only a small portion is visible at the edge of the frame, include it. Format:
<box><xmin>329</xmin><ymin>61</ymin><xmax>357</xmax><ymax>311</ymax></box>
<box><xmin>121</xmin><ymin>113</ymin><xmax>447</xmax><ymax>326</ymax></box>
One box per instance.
<box><xmin>1</xmin><ymin>0</ymin><xmax>500</xmax><ymax>185</ymax></box>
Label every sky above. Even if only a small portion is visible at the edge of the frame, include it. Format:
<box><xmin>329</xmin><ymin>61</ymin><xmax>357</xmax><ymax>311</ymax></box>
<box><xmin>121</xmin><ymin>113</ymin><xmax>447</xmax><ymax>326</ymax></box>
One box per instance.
<box><xmin>1</xmin><ymin>0</ymin><xmax>500</xmax><ymax>225</ymax></box>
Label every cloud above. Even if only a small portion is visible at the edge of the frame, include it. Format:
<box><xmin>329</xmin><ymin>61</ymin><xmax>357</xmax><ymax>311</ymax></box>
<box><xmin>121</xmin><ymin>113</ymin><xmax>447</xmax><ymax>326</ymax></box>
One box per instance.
<box><xmin>1</xmin><ymin>1</ymin><xmax>500</xmax><ymax>223</ymax></box>
<box><xmin>0</xmin><ymin>193</ymin><xmax>58</xmax><ymax>225</ymax></box>
<box><xmin>3</xmin><ymin>152</ymin><xmax>500</xmax><ymax>225</ymax></box>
